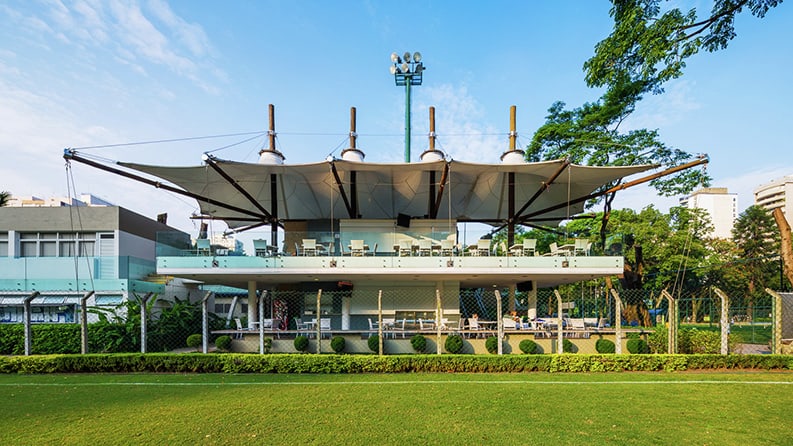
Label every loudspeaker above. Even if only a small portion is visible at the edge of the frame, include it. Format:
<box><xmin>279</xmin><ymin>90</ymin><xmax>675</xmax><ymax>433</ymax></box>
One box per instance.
<box><xmin>516</xmin><ymin>281</ymin><xmax>533</xmax><ymax>292</ymax></box>
<box><xmin>396</xmin><ymin>213</ymin><xmax>411</xmax><ymax>228</ymax></box>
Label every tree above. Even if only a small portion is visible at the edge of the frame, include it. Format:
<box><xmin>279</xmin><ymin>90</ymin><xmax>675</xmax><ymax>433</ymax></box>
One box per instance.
<box><xmin>732</xmin><ymin>205</ymin><xmax>781</xmax><ymax>317</ymax></box>
<box><xmin>0</xmin><ymin>191</ymin><xmax>10</xmax><ymax>207</ymax></box>
<box><xmin>528</xmin><ymin>0</ymin><xmax>781</xmax><ymax>246</ymax></box>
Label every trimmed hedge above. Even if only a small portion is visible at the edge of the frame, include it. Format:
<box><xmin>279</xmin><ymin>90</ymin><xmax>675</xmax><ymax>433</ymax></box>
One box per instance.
<box><xmin>595</xmin><ymin>338</ymin><xmax>616</xmax><ymax>354</ymax></box>
<box><xmin>1</xmin><ymin>353</ymin><xmax>790</xmax><ymax>374</ymax></box>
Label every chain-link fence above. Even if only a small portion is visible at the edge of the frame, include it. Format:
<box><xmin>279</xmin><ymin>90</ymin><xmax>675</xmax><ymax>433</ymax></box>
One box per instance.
<box><xmin>2</xmin><ymin>286</ymin><xmax>787</xmax><ymax>355</ymax></box>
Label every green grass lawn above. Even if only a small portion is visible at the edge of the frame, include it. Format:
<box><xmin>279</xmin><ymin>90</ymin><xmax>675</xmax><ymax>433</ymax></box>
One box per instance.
<box><xmin>2</xmin><ymin>372</ymin><xmax>792</xmax><ymax>445</ymax></box>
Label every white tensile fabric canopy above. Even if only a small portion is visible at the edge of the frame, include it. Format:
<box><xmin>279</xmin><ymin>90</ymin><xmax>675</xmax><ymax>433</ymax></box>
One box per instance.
<box><xmin>119</xmin><ymin>158</ymin><xmax>656</xmax><ymax>229</ymax></box>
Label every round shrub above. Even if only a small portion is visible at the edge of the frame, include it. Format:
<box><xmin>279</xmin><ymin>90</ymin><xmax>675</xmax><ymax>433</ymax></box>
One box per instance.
<box><xmin>368</xmin><ymin>335</ymin><xmax>380</xmax><ymax>353</ymax></box>
<box><xmin>186</xmin><ymin>333</ymin><xmax>202</xmax><ymax>349</ymax></box>
<box><xmin>215</xmin><ymin>335</ymin><xmax>232</xmax><ymax>352</ymax></box>
<box><xmin>330</xmin><ymin>335</ymin><xmax>346</xmax><ymax>353</ymax></box>
<box><xmin>595</xmin><ymin>338</ymin><xmax>615</xmax><ymax>354</ymax></box>
<box><xmin>627</xmin><ymin>338</ymin><xmax>650</xmax><ymax>354</ymax></box>
<box><xmin>445</xmin><ymin>334</ymin><xmax>464</xmax><ymax>354</ymax></box>
<box><xmin>519</xmin><ymin>339</ymin><xmax>539</xmax><ymax>354</ymax></box>
<box><xmin>563</xmin><ymin>338</ymin><xmax>576</xmax><ymax>353</ymax></box>
<box><xmin>293</xmin><ymin>335</ymin><xmax>309</xmax><ymax>352</ymax></box>
<box><xmin>485</xmin><ymin>336</ymin><xmax>500</xmax><ymax>354</ymax></box>
<box><xmin>410</xmin><ymin>334</ymin><xmax>427</xmax><ymax>353</ymax></box>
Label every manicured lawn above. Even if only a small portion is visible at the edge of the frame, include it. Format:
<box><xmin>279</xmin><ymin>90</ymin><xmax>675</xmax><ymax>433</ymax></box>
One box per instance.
<box><xmin>2</xmin><ymin>372</ymin><xmax>792</xmax><ymax>445</ymax></box>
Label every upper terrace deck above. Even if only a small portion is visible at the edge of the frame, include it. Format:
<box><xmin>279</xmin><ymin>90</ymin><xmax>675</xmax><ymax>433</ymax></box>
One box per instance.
<box><xmin>156</xmin><ymin>228</ymin><xmax>624</xmax><ymax>289</ymax></box>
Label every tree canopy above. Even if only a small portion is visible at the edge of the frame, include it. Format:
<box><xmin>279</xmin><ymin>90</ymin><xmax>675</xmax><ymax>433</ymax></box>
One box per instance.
<box><xmin>0</xmin><ymin>191</ymin><xmax>10</xmax><ymax>207</ymax></box>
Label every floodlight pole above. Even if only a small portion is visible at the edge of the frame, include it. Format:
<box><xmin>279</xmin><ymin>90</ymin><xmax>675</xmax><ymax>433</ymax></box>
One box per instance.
<box><xmin>391</xmin><ymin>51</ymin><xmax>425</xmax><ymax>163</ymax></box>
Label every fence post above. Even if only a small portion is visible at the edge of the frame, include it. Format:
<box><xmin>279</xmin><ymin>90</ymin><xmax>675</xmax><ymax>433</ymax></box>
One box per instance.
<box><xmin>610</xmin><ymin>288</ymin><xmax>623</xmax><ymax>354</ymax></box>
<box><xmin>139</xmin><ymin>292</ymin><xmax>154</xmax><ymax>354</ymax></box>
<box><xmin>316</xmin><ymin>289</ymin><xmax>322</xmax><ymax>354</ymax></box>
<box><xmin>712</xmin><ymin>288</ymin><xmax>730</xmax><ymax>354</ymax></box>
<box><xmin>661</xmin><ymin>290</ymin><xmax>677</xmax><ymax>354</ymax></box>
<box><xmin>80</xmin><ymin>291</ymin><xmax>95</xmax><ymax>354</ymax></box>
<box><xmin>554</xmin><ymin>290</ymin><xmax>564</xmax><ymax>354</ymax></box>
<box><xmin>436</xmin><ymin>290</ymin><xmax>442</xmax><ymax>355</ymax></box>
<box><xmin>23</xmin><ymin>291</ymin><xmax>40</xmax><ymax>356</ymax></box>
<box><xmin>259</xmin><ymin>290</ymin><xmax>266</xmax><ymax>354</ymax></box>
<box><xmin>495</xmin><ymin>290</ymin><xmax>503</xmax><ymax>355</ymax></box>
<box><xmin>765</xmin><ymin>288</ymin><xmax>783</xmax><ymax>354</ymax></box>
<box><xmin>200</xmin><ymin>291</ymin><xmax>212</xmax><ymax>354</ymax></box>
<box><xmin>377</xmin><ymin>290</ymin><xmax>383</xmax><ymax>356</ymax></box>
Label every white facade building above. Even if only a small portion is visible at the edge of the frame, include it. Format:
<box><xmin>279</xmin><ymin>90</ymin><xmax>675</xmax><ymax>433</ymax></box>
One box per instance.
<box><xmin>679</xmin><ymin>187</ymin><xmax>737</xmax><ymax>239</ymax></box>
<box><xmin>754</xmin><ymin>175</ymin><xmax>793</xmax><ymax>226</ymax></box>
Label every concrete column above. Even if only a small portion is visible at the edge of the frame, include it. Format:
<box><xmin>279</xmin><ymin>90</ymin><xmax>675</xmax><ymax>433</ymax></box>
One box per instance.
<box><xmin>80</xmin><ymin>291</ymin><xmax>95</xmax><ymax>354</ymax></box>
<box><xmin>526</xmin><ymin>282</ymin><xmax>538</xmax><ymax>320</ymax></box>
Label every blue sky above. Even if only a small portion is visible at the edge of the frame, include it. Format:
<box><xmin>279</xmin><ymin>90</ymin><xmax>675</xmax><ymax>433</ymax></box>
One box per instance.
<box><xmin>1</xmin><ymin>0</ymin><xmax>792</xmax><ymax>235</ymax></box>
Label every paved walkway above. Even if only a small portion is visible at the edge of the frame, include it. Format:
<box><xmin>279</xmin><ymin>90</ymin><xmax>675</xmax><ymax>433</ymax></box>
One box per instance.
<box><xmin>734</xmin><ymin>343</ymin><xmax>771</xmax><ymax>354</ymax></box>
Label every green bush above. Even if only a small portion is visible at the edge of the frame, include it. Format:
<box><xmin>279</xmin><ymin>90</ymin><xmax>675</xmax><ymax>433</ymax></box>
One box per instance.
<box><xmin>330</xmin><ymin>336</ymin><xmax>346</xmax><ymax>353</ymax></box>
<box><xmin>563</xmin><ymin>338</ymin><xmax>576</xmax><ymax>353</ymax></box>
<box><xmin>595</xmin><ymin>338</ymin><xmax>615</xmax><ymax>354</ymax></box>
<box><xmin>293</xmin><ymin>335</ymin><xmax>309</xmax><ymax>352</ymax></box>
<box><xmin>410</xmin><ymin>334</ymin><xmax>427</xmax><ymax>353</ymax></box>
<box><xmin>627</xmin><ymin>338</ymin><xmax>650</xmax><ymax>354</ymax></box>
<box><xmin>689</xmin><ymin>329</ymin><xmax>722</xmax><ymax>354</ymax></box>
<box><xmin>445</xmin><ymin>334</ymin><xmax>464</xmax><ymax>354</ymax></box>
<box><xmin>215</xmin><ymin>335</ymin><xmax>232</xmax><ymax>352</ymax></box>
<box><xmin>519</xmin><ymin>339</ymin><xmax>539</xmax><ymax>354</ymax></box>
<box><xmin>368</xmin><ymin>335</ymin><xmax>380</xmax><ymax>353</ymax></box>
<box><xmin>1</xmin><ymin>353</ymin><xmax>791</xmax><ymax>375</ymax></box>
<box><xmin>485</xmin><ymin>336</ymin><xmax>500</xmax><ymax>354</ymax></box>
<box><xmin>186</xmin><ymin>334</ymin><xmax>203</xmax><ymax>350</ymax></box>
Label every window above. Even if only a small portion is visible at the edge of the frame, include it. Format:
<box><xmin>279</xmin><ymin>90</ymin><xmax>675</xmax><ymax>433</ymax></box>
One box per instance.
<box><xmin>17</xmin><ymin>232</ymin><xmax>99</xmax><ymax>258</ymax></box>
<box><xmin>0</xmin><ymin>232</ymin><xmax>7</xmax><ymax>257</ymax></box>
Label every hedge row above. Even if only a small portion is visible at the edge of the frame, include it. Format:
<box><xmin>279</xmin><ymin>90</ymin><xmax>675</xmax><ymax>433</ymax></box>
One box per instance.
<box><xmin>1</xmin><ymin>353</ymin><xmax>790</xmax><ymax>374</ymax></box>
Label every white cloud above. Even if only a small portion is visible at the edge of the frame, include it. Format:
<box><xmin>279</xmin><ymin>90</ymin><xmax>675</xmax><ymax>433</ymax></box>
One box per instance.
<box><xmin>623</xmin><ymin>79</ymin><xmax>702</xmax><ymax>131</ymax></box>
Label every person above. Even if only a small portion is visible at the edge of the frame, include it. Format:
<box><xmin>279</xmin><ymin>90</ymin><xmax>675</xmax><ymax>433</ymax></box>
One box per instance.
<box><xmin>509</xmin><ymin>310</ymin><xmax>521</xmax><ymax>323</ymax></box>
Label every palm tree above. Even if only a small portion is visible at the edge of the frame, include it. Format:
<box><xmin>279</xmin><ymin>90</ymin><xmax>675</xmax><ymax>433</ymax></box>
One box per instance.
<box><xmin>0</xmin><ymin>191</ymin><xmax>10</xmax><ymax>207</ymax></box>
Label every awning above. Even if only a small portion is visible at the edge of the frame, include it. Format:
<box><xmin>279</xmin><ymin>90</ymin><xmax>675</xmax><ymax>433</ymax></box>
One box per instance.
<box><xmin>119</xmin><ymin>158</ymin><xmax>656</xmax><ymax>229</ymax></box>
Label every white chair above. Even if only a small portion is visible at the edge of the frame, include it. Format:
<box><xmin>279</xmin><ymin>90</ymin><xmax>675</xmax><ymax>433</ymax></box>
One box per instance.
<box><xmin>440</xmin><ymin>239</ymin><xmax>455</xmax><ymax>256</ymax></box>
<box><xmin>253</xmin><ymin>239</ymin><xmax>269</xmax><ymax>257</ymax></box>
<box><xmin>302</xmin><ymin>239</ymin><xmax>317</xmax><ymax>256</ymax></box>
<box><xmin>233</xmin><ymin>317</ymin><xmax>245</xmax><ymax>339</ymax></box>
<box><xmin>196</xmin><ymin>238</ymin><xmax>211</xmax><ymax>256</ymax></box>
<box><xmin>350</xmin><ymin>239</ymin><xmax>365</xmax><ymax>256</ymax></box>
<box><xmin>418</xmin><ymin>239</ymin><xmax>433</xmax><ymax>256</ymax></box>
<box><xmin>368</xmin><ymin>318</ymin><xmax>378</xmax><ymax>337</ymax></box>
<box><xmin>399</xmin><ymin>239</ymin><xmax>413</xmax><ymax>256</ymax></box>
<box><xmin>391</xmin><ymin>318</ymin><xmax>406</xmax><ymax>338</ymax></box>
<box><xmin>574</xmin><ymin>239</ymin><xmax>589</xmax><ymax>256</ymax></box>
<box><xmin>319</xmin><ymin>318</ymin><xmax>331</xmax><ymax>338</ymax></box>
<box><xmin>522</xmin><ymin>239</ymin><xmax>537</xmax><ymax>256</ymax></box>
<box><xmin>543</xmin><ymin>242</ymin><xmax>560</xmax><ymax>256</ymax></box>
<box><xmin>570</xmin><ymin>318</ymin><xmax>586</xmax><ymax>330</ymax></box>
<box><xmin>476</xmin><ymin>239</ymin><xmax>491</xmax><ymax>256</ymax></box>
<box><xmin>502</xmin><ymin>318</ymin><xmax>516</xmax><ymax>330</ymax></box>
<box><xmin>467</xmin><ymin>317</ymin><xmax>484</xmax><ymax>338</ymax></box>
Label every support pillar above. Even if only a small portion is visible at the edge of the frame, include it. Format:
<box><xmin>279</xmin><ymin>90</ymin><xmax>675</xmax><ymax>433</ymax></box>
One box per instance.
<box><xmin>526</xmin><ymin>282</ymin><xmax>537</xmax><ymax>321</ymax></box>
<box><xmin>437</xmin><ymin>290</ymin><xmax>443</xmax><ymax>355</ymax></box>
<box><xmin>765</xmin><ymin>288</ymin><xmax>783</xmax><ymax>354</ymax></box>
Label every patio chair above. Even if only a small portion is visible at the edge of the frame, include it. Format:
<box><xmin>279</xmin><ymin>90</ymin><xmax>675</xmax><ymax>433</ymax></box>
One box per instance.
<box><xmin>418</xmin><ymin>239</ymin><xmax>433</xmax><ymax>256</ymax></box>
<box><xmin>196</xmin><ymin>238</ymin><xmax>211</xmax><ymax>256</ymax></box>
<box><xmin>233</xmin><ymin>317</ymin><xmax>245</xmax><ymax>339</ymax></box>
<box><xmin>502</xmin><ymin>318</ymin><xmax>517</xmax><ymax>330</ymax></box>
<box><xmin>574</xmin><ymin>239</ymin><xmax>589</xmax><ymax>256</ymax></box>
<box><xmin>390</xmin><ymin>318</ymin><xmax>406</xmax><ymax>338</ymax></box>
<box><xmin>399</xmin><ymin>239</ymin><xmax>413</xmax><ymax>256</ymax></box>
<box><xmin>476</xmin><ymin>239</ymin><xmax>491</xmax><ymax>256</ymax></box>
<box><xmin>542</xmin><ymin>242</ymin><xmax>560</xmax><ymax>256</ymax></box>
<box><xmin>522</xmin><ymin>238</ymin><xmax>537</xmax><ymax>256</ymax></box>
<box><xmin>319</xmin><ymin>317</ymin><xmax>331</xmax><ymax>338</ymax></box>
<box><xmin>302</xmin><ymin>239</ymin><xmax>317</xmax><ymax>256</ymax></box>
<box><xmin>350</xmin><ymin>239</ymin><xmax>365</xmax><ymax>256</ymax></box>
<box><xmin>440</xmin><ymin>239</ymin><xmax>455</xmax><ymax>256</ymax></box>
<box><xmin>253</xmin><ymin>239</ymin><xmax>269</xmax><ymax>257</ymax></box>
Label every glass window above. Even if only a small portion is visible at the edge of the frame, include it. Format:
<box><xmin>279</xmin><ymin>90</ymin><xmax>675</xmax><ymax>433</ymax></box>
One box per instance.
<box><xmin>79</xmin><ymin>241</ymin><xmax>95</xmax><ymax>257</ymax></box>
<box><xmin>60</xmin><ymin>241</ymin><xmax>76</xmax><ymax>257</ymax></box>
<box><xmin>0</xmin><ymin>241</ymin><xmax>7</xmax><ymax>257</ymax></box>
<box><xmin>40</xmin><ymin>241</ymin><xmax>57</xmax><ymax>257</ymax></box>
<box><xmin>20</xmin><ymin>241</ymin><xmax>37</xmax><ymax>257</ymax></box>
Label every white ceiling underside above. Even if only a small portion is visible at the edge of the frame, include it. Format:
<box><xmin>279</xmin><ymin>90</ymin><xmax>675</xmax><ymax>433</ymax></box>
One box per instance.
<box><xmin>119</xmin><ymin>158</ymin><xmax>656</xmax><ymax>229</ymax></box>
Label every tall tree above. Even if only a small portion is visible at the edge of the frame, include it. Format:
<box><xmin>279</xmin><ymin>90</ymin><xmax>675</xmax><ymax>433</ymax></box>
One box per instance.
<box><xmin>528</xmin><ymin>0</ymin><xmax>781</xmax><ymax>246</ymax></box>
<box><xmin>0</xmin><ymin>191</ymin><xmax>10</xmax><ymax>207</ymax></box>
<box><xmin>732</xmin><ymin>205</ymin><xmax>781</xmax><ymax>317</ymax></box>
